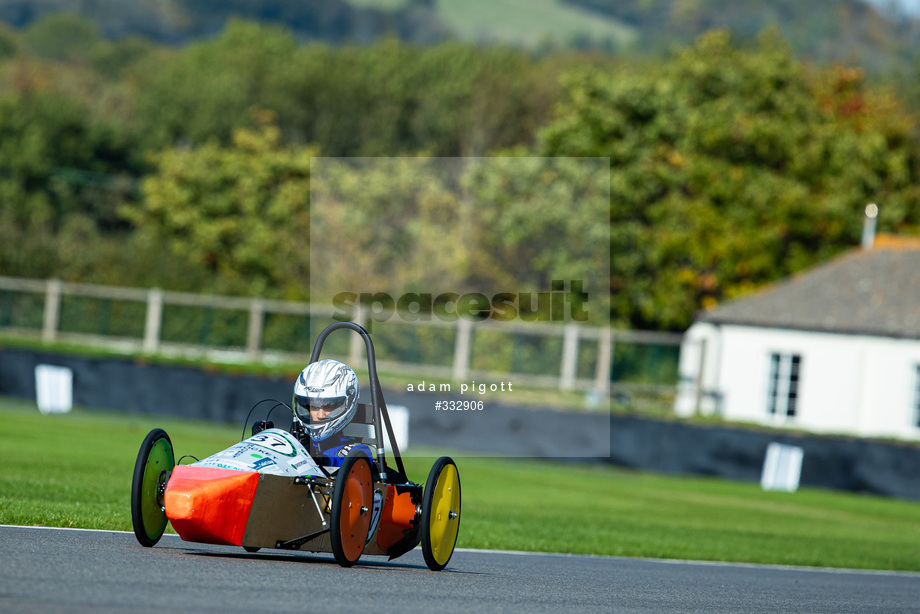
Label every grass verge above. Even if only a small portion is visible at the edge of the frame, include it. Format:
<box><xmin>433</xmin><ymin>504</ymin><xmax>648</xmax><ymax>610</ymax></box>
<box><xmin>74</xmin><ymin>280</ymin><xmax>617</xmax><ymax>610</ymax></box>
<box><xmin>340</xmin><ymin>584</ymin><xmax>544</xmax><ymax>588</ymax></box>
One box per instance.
<box><xmin>2</xmin><ymin>397</ymin><xmax>920</xmax><ymax>571</ymax></box>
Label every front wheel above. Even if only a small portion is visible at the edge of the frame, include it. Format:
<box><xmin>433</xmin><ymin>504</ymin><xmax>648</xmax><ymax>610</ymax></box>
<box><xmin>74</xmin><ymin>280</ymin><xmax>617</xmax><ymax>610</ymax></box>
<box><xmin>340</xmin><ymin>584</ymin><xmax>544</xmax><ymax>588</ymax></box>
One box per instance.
<box><xmin>329</xmin><ymin>449</ymin><xmax>373</xmax><ymax>567</ymax></box>
<box><xmin>421</xmin><ymin>456</ymin><xmax>461</xmax><ymax>571</ymax></box>
<box><xmin>130</xmin><ymin>428</ymin><xmax>175</xmax><ymax>547</ymax></box>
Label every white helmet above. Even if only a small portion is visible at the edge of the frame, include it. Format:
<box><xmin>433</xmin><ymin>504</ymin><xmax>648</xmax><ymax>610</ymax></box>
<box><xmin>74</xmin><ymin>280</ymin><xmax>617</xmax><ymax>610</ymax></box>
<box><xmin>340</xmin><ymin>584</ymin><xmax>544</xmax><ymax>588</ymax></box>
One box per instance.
<box><xmin>293</xmin><ymin>359</ymin><xmax>359</xmax><ymax>442</ymax></box>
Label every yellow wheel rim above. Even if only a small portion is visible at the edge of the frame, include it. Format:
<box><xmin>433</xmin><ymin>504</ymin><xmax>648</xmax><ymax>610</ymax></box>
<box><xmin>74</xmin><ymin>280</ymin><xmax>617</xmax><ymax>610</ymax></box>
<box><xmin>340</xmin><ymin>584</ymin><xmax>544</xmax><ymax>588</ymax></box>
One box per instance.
<box><xmin>428</xmin><ymin>463</ymin><xmax>460</xmax><ymax>567</ymax></box>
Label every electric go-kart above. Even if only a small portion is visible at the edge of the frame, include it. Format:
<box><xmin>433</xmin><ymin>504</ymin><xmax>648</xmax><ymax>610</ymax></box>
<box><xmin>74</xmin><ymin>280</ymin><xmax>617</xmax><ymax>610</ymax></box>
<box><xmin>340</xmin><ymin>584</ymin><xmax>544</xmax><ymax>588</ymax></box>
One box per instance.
<box><xmin>130</xmin><ymin>321</ymin><xmax>461</xmax><ymax>571</ymax></box>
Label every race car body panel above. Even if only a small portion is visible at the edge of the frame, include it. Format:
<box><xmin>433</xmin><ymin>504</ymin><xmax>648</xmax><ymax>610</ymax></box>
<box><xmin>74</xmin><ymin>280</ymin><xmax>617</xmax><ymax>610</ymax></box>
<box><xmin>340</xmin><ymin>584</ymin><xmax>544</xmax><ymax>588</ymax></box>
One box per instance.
<box><xmin>240</xmin><ymin>473</ymin><xmax>331</xmax><ymax>550</ymax></box>
<box><xmin>370</xmin><ymin>484</ymin><xmax>421</xmax><ymax>557</ymax></box>
<box><xmin>192</xmin><ymin>428</ymin><xmax>322</xmax><ymax>477</ymax></box>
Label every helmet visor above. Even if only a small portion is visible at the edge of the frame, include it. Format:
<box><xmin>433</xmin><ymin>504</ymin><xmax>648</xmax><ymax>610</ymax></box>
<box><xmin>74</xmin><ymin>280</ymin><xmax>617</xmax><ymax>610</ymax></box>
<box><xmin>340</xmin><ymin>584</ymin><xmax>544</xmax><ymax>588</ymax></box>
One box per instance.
<box><xmin>295</xmin><ymin>394</ymin><xmax>349</xmax><ymax>422</ymax></box>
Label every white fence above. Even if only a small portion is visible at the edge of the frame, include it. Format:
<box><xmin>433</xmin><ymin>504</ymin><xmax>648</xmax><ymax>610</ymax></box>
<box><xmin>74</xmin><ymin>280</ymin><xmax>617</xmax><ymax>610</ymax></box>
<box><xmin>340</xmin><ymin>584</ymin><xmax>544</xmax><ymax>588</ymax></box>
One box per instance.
<box><xmin>0</xmin><ymin>276</ymin><xmax>683</xmax><ymax>397</ymax></box>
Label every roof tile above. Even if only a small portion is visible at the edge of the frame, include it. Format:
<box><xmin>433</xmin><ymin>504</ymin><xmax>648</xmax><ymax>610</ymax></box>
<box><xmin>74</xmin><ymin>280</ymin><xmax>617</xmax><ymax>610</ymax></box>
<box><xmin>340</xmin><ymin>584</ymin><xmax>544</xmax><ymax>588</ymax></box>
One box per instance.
<box><xmin>699</xmin><ymin>238</ymin><xmax>920</xmax><ymax>339</ymax></box>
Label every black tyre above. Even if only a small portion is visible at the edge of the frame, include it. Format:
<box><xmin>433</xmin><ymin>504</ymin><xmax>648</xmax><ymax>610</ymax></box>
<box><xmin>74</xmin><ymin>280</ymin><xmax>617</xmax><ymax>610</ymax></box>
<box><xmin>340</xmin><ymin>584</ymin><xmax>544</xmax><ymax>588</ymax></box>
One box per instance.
<box><xmin>329</xmin><ymin>449</ymin><xmax>373</xmax><ymax>567</ymax></box>
<box><xmin>130</xmin><ymin>428</ymin><xmax>175</xmax><ymax>547</ymax></box>
<box><xmin>421</xmin><ymin>456</ymin><xmax>461</xmax><ymax>571</ymax></box>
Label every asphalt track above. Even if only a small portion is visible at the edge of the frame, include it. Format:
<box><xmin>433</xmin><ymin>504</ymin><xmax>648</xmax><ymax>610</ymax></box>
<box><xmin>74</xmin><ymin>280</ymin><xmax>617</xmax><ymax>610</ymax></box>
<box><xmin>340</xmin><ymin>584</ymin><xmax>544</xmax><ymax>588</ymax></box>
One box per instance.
<box><xmin>2</xmin><ymin>525</ymin><xmax>919</xmax><ymax>614</ymax></box>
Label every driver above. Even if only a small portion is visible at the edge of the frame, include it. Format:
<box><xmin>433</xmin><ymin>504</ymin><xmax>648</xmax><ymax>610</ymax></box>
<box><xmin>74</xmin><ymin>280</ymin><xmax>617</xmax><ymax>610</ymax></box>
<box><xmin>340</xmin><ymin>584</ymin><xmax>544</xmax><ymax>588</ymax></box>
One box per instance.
<box><xmin>292</xmin><ymin>359</ymin><xmax>373</xmax><ymax>467</ymax></box>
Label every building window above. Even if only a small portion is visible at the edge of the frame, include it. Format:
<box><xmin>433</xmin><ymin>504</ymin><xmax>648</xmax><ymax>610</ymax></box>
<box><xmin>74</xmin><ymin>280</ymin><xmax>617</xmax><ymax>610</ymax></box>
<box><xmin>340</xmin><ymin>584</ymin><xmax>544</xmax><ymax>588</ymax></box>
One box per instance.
<box><xmin>767</xmin><ymin>353</ymin><xmax>801</xmax><ymax>418</ymax></box>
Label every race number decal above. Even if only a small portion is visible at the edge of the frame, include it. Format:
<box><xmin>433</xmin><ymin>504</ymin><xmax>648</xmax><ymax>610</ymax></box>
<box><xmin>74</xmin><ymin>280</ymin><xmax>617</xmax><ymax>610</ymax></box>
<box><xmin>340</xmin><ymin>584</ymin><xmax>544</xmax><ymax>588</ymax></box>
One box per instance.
<box><xmin>247</xmin><ymin>432</ymin><xmax>297</xmax><ymax>457</ymax></box>
<box><xmin>194</xmin><ymin>428</ymin><xmax>321</xmax><ymax>477</ymax></box>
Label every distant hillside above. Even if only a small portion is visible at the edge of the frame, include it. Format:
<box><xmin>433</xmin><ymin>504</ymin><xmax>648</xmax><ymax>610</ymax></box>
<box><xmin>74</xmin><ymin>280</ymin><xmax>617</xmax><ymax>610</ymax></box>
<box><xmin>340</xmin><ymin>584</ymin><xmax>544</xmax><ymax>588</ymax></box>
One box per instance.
<box><xmin>420</xmin><ymin>0</ymin><xmax>637</xmax><ymax>51</ymax></box>
<box><xmin>0</xmin><ymin>0</ymin><xmax>450</xmax><ymax>45</ymax></box>
<box><xmin>0</xmin><ymin>0</ymin><xmax>918</xmax><ymax>72</ymax></box>
<box><xmin>561</xmin><ymin>0</ymin><xmax>920</xmax><ymax>71</ymax></box>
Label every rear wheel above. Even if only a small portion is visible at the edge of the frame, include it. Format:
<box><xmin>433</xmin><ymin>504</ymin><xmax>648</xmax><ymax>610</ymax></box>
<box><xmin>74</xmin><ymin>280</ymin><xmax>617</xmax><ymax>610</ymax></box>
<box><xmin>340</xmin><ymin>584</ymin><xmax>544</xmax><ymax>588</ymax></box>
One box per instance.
<box><xmin>421</xmin><ymin>456</ymin><xmax>461</xmax><ymax>571</ymax></box>
<box><xmin>329</xmin><ymin>449</ymin><xmax>373</xmax><ymax>567</ymax></box>
<box><xmin>131</xmin><ymin>428</ymin><xmax>175</xmax><ymax>547</ymax></box>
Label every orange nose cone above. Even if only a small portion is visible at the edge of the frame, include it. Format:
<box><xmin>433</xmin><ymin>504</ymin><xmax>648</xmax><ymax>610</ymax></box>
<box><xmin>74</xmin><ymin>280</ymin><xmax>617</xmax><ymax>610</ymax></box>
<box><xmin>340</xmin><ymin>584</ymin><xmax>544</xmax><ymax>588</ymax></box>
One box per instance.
<box><xmin>164</xmin><ymin>466</ymin><xmax>260</xmax><ymax>546</ymax></box>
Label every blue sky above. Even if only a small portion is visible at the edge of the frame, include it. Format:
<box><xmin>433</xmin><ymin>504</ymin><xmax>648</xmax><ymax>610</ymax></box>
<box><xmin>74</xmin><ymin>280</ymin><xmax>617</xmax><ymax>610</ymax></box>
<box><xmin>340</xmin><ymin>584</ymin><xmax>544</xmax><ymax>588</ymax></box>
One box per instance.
<box><xmin>865</xmin><ymin>0</ymin><xmax>920</xmax><ymax>15</ymax></box>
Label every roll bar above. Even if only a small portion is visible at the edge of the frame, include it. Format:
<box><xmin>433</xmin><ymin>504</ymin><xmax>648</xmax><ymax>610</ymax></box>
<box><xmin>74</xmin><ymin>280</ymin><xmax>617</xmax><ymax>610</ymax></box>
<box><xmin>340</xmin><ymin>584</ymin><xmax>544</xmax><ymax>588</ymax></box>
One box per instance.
<box><xmin>308</xmin><ymin>321</ymin><xmax>406</xmax><ymax>480</ymax></box>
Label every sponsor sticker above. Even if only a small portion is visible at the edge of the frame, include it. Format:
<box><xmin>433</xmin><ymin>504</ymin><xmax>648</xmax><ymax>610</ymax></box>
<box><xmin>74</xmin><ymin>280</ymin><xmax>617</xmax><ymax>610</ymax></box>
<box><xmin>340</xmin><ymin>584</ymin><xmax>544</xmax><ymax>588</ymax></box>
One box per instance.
<box><xmin>252</xmin><ymin>457</ymin><xmax>277</xmax><ymax>470</ymax></box>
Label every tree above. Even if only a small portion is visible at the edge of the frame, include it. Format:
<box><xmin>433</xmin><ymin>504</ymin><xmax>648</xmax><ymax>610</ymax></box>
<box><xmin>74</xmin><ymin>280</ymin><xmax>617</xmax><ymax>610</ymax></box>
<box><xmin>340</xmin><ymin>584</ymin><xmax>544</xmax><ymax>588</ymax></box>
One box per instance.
<box><xmin>310</xmin><ymin>156</ymin><xmax>609</xmax><ymax>325</ymax></box>
<box><xmin>259</xmin><ymin>37</ymin><xmax>561</xmax><ymax>157</ymax></box>
<box><xmin>0</xmin><ymin>86</ymin><xmax>175</xmax><ymax>282</ymax></box>
<box><xmin>0</xmin><ymin>92</ymin><xmax>138</xmax><ymax>231</ymax></box>
<box><xmin>460</xmin><ymin>155</ymin><xmax>610</xmax><ymax>323</ymax></box>
<box><xmin>541</xmin><ymin>30</ymin><xmax>920</xmax><ymax>329</ymax></box>
<box><xmin>0</xmin><ymin>22</ymin><xmax>20</xmax><ymax>60</ymax></box>
<box><xmin>21</xmin><ymin>13</ymin><xmax>104</xmax><ymax>63</ymax></box>
<box><xmin>133</xmin><ymin>19</ymin><xmax>301</xmax><ymax>148</ymax></box>
<box><xmin>126</xmin><ymin>113</ymin><xmax>314</xmax><ymax>298</ymax></box>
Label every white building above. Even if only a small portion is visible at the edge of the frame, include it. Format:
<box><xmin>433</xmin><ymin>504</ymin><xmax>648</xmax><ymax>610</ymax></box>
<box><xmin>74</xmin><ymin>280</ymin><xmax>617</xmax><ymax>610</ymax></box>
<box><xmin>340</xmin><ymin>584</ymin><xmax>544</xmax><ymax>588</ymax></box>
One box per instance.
<box><xmin>675</xmin><ymin>234</ymin><xmax>920</xmax><ymax>440</ymax></box>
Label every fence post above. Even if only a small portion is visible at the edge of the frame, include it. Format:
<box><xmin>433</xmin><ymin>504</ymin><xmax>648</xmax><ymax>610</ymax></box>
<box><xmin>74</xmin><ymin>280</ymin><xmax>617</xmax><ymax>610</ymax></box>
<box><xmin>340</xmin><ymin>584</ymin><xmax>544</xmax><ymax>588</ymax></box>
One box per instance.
<box><xmin>42</xmin><ymin>279</ymin><xmax>62</xmax><ymax>342</ymax></box>
<box><xmin>349</xmin><ymin>303</ymin><xmax>367</xmax><ymax>365</ymax></box>
<box><xmin>246</xmin><ymin>298</ymin><xmax>264</xmax><ymax>359</ymax></box>
<box><xmin>143</xmin><ymin>288</ymin><xmax>163</xmax><ymax>354</ymax></box>
<box><xmin>560</xmin><ymin>323</ymin><xmax>579</xmax><ymax>391</ymax></box>
<box><xmin>594</xmin><ymin>327</ymin><xmax>612</xmax><ymax>395</ymax></box>
<box><xmin>452</xmin><ymin>318</ymin><xmax>472</xmax><ymax>381</ymax></box>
